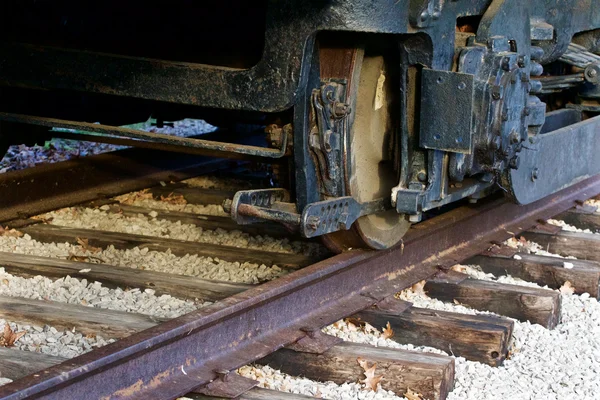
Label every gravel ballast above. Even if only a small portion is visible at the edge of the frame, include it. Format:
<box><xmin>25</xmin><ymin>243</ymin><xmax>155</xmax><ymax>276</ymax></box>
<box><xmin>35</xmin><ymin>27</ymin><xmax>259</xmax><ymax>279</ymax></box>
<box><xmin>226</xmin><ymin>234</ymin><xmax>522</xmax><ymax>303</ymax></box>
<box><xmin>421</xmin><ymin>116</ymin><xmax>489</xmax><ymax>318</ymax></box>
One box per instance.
<box><xmin>42</xmin><ymin>207</ymin><xmax>323</xmax><ymax>257</ymax></box>
<box><xmin>0</xmin><ymin>320</ymin><xmax>114</xmax><ymax>359</ymax></box>
<box><xmin>0</xmin><ymin>267</ymin><xmax>204</xmax><ymax>319</ymax></box>
<box><xmin>0</xmin><ymin>234</ymin><xmax>284</xmax><ymax>284</ymax></box>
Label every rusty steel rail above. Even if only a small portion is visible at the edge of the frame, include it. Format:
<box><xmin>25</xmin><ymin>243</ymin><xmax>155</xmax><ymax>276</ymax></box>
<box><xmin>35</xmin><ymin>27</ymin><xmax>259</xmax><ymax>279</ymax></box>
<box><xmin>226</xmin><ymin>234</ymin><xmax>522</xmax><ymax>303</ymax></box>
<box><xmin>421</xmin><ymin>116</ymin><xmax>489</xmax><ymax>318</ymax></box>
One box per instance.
<box><xmin>0</xmin><ymin>147</ymin><xmax>232</xmax><ymax>223</ymax></box>
<box><xmin>2</xmin><ymin>175</ymin><xmax>600</xmax><ymax>399</ymax></box>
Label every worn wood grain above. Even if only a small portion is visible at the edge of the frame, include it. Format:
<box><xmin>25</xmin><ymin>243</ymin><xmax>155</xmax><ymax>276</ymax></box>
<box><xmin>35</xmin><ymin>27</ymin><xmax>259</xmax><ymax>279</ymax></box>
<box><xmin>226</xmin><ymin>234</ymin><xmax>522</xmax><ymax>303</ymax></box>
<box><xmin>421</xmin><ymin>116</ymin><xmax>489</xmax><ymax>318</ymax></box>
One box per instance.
<box><xmin>20</xmin><ymin>223</ymin><xmax>316</xmax><ymax>268</ymax></box>
<box><xmin>522</xmin><ymin>230</ymin><xmax>600</xmax><ymax>262</ymax></box>
<box><xmin>0</xmin><ymin>348</ymin><xmax>64</xmax><ymax>380</ymax></box>
<box><xmin>469</xmin><ymin>252</ymin><xmax>600</xmax><ymax>298</ymax></box>
<box><xmin>425</xmin><ymin>273</ymin><xmax>561</xmax><ymax>328</ymax></box>
<box><xmin>0</xmin><ymin>252</ymin><xmax>249</xmax><ymax>301</ymax></box>
<box><xmin>259</xmin><ymin>341</ymin><xmax>454</xmax><ymax>400</ymax></box>
<box><xmin>355</xmin><ymin>306</ymin><xmax>514</xmax><ymax>366</ymax></box>
<box><xmin>0</xmin><ymin>296</ymin><xmax>166</xmax><ymax>339</ymax></box>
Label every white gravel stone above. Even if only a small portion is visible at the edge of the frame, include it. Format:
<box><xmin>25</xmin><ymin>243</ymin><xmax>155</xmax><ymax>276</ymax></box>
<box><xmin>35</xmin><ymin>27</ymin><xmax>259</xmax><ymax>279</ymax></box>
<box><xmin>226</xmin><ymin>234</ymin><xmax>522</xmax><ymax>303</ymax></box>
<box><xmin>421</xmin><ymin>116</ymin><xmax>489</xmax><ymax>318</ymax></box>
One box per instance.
<box><xmin>0</xmin><ymin>235</ymin><xmax>287</xmax><ymax>284</ymax></box>
<box><xmin>42</xmin><ymin>207</ymin><xmax>324</xmax><ymax>257</ymax></box>
<box><xmin>547</xmin><ymin>219</ymin><xmax>596</xmax><ymax>234</ymax></box>
<box><xmin>0</xmin><ymin>319</ymin><xmax>114</xmax><ymax>360</ymax></box>
<box><xmin>0</xmin><ymin>267</ymin><xmax>205</xmax><ymax>319</ymax></box>
<box><xmin>237</xmin><ymin>365</ymin><xmax>406</xmax><ymax>400</ymax></box>
<box><xmin>505</xmin><ymin>237</ymin><xmax>577</xmax><ymax>259</ymax></box>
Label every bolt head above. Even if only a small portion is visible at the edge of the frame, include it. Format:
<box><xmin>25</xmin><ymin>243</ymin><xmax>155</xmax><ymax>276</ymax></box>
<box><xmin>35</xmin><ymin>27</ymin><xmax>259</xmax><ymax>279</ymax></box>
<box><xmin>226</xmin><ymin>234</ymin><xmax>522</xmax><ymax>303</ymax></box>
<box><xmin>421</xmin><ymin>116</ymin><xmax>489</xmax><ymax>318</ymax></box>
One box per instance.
<box><xmin>531</xmin><ymin>168</ymin><xmax>539</xmax><ymax>181</ymax></box>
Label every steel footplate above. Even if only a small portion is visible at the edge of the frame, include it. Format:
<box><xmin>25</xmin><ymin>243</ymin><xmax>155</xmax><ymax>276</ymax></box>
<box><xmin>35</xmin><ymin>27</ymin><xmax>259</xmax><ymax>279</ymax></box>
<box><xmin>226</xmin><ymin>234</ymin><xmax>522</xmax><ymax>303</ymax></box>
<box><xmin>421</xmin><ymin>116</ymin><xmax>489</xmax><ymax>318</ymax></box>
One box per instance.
<box><xmin>505</xmin><ymin>111</ymin><xmax>600</xmax><ymax>204</ymax></box>
<box><xmin>301</xmin><ymin>197</ymin><xmax>388</xmax><ymax>238</ymax></box>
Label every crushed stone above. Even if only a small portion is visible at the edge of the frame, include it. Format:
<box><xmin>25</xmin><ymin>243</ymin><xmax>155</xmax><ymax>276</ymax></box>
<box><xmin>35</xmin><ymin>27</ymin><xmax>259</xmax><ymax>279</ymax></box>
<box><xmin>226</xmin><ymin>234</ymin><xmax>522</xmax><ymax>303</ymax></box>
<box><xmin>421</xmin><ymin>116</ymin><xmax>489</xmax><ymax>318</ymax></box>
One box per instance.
<box><xmin>0</xmin><ymin>320</ymin><xmax>114</xmax><ymax>359</ymax></box>
<box><xmin>42</xmin><ymin>207</ymin><xmax>324</xmax><ymax>257</ymax></box>
<box><xmin>237</xmin><ymin>365</ymin><xmax>406</xmax><ymax>400</ymax></box>
<box><xmin>0</xmin><ymin>233</ymin><xmax>286</xmax><ymax>284</ymax></box>
<box><xmin>505</xmin><ymin>237</ymin><xmax>577</xmax><ymax>259</ymax></box>
<box><xmin>0</xmin><ymin>267</ymin><xmax>205</xmax><ymax>319</ymax></box>
<box><xmin>547</xmin><ymin>219</ymin><xmax>596</xmax><ymax>234</ymax></box>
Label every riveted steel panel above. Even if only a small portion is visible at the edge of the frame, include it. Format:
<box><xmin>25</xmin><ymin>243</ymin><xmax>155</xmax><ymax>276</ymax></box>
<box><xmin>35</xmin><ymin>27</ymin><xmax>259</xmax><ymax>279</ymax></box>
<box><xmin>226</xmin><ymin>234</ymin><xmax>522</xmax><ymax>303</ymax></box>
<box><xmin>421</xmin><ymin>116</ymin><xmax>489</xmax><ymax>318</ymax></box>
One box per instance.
<box><xmin>420</xmin><ymin>69</ymin><xmax>474</xmax><ymax>153</ymax></box>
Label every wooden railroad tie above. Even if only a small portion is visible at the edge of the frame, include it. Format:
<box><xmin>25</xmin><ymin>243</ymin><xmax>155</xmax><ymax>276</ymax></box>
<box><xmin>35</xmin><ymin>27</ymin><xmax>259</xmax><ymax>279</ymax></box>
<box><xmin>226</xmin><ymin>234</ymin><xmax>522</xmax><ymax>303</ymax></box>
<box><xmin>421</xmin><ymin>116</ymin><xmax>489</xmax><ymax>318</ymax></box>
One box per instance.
<box><xmin>258</xmin><ymin>341</ymin><xmax>455</xmax><ymax>400</ymax></box>
<box><xmin>522</xmin><ymin>223</ymin><xmax>600</xmax><ymax>262</ymax></box>
<box><xmin>424</xmin><ymin>271</ymin><xmax>561</xmax><ymax>329</ymax></box>
<box><xmin>469</xmin><ymin>248</ymin><xmax>600</xmax><ymax>298</ymax></box>
<box><xmin>356</xmin><ymin>301</ymin><xmax>514</xmax><ymax>366</ymax></box>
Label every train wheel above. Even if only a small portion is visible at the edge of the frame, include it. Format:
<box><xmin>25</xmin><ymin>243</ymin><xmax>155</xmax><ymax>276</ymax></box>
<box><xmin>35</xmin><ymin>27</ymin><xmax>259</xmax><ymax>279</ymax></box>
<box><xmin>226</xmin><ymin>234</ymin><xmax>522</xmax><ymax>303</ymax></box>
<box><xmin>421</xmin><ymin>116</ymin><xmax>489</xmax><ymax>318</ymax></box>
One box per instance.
<box><xmin>319</xmin><ymin>44</ymin><xmax>410</xmax><ymax>252</ymax></box>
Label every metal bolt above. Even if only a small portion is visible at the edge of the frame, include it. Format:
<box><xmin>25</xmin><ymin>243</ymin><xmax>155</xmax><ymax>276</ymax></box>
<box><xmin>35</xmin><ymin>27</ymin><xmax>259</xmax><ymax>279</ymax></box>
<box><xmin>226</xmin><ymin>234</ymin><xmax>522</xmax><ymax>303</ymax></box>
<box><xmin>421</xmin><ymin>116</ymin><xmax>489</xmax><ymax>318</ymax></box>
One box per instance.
<box><xmin>417</xmin><ymin>171</ymin><xmax>427</xmax><ymax>182</ymax></box>
<box><xmin>333</xmin><ymin>103</ymin><xmax>350</xmax><ymax>118</ymax></box>
<box><xmin>531</xmin><ymin>168</ymin><xmax>539</xmax><ymax>181</ymax></box>
<box><xmin>509</xmin><ymin>156</ymin><xmax>520</xmax><ymax>170</ymax></box>
<box><xmin>337</xmin><ymin>213</ymin><xmax>350</xmax><ymax>230</ymax></box>
<box><xmin>215</xmin><ymin>369</ymin><xmax>230</xmax><ymax>382</ymax></box>
<box><xmin>420</xmin><ymin>10</ymin><xmax>429</xmax><ymax>21</ymax></box>
<box><xmin>501</xmin><ymin>57</ymin><xmax>512</xmax><ymax>71</ymax></box>
<box><xmin>509</xmin><ymin>130</ymin><xmax>520</xmax><ymax>144</ymax></box>
<box><xmin>306</xmin><ymin>215</ymin><xmax>320</xmax><ymax>231</ymax></box>
<box><xmin>457</xmin><ymin>82</ymin><xmax>466</xmax><ymax>90</ymax></box>
<box><xmin>517</xmin><ymin>55</ymin><xmax>526</xmax><ymax>68</ymax></box>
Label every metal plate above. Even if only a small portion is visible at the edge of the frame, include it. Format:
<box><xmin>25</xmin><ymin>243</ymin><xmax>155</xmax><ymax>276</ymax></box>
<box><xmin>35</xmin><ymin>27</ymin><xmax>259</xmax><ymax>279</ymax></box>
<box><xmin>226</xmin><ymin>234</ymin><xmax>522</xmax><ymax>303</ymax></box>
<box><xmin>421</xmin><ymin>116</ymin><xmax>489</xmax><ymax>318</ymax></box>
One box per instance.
<box><xmin>506</xmin><ymin>114</ymin><xmax>600</xmax><ymax>204</ymax></box>
<box><xmin>420</xmin><ymin>69</ymin><xmax>474</xmax><ymax>153</ymax></box>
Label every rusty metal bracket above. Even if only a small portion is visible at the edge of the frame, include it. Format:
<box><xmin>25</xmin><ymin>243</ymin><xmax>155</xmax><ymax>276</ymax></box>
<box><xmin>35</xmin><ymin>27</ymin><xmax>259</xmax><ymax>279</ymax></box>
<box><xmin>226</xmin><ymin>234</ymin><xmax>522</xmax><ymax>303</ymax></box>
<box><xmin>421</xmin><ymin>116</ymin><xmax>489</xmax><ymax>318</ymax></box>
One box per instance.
<box><xmin>286</xmin><ymin>329</ymin><xmax>342</xmax><ymax>354</ymax></box>
<box><xmin>193</xmin><ymin>371</ymin><xmax>258</xmax><ymax>399</ymax></box>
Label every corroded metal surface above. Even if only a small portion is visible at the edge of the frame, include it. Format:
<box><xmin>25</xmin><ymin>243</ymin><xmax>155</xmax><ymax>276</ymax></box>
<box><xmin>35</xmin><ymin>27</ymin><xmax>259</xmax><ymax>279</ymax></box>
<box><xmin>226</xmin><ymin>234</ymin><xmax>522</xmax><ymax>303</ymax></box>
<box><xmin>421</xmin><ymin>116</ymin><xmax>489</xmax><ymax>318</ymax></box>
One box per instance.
<box><xmin>2</xmin><ymin>174</ymin><xmax>599</xmax><ymax>400</ymax></box>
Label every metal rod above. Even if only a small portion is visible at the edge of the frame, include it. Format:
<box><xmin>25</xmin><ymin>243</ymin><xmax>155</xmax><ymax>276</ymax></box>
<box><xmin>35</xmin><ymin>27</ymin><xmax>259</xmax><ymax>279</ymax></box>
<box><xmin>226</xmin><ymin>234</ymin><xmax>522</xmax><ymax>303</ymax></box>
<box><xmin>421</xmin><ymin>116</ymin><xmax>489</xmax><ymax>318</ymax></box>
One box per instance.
<box><xmin>0</xmin><ymin>112</ymin><xmax>288</xmax><ymax>159</ymax></box>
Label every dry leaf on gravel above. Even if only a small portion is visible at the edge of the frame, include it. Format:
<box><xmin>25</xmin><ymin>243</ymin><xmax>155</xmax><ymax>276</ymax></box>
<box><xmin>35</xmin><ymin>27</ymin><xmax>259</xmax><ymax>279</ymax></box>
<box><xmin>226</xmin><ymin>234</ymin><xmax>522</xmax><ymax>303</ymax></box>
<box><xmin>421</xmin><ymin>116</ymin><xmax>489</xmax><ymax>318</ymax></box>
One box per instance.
<box><xmin>0</xmin><ymin>226</ymin><xmax>23</xmax><ymax>238</ymax></box>
<box><xmin>560</xmin><ymin>281</ymin><xmax>575</xmax><ymax>295</ymax></box>
<box><xmin>357</xmin><ymin>357</ymin><xmax>383</xmax><ymax>392</ymax></box>
<box><xmin>118</xmin><ymin>189</ymin><xmax>154</xmax><ymax>205</ymax></box>
<box><xmin>0</xmin><ymin>324</ymin><xmax>26</xmax><ymax>347</ymax></box>
<box><xmin>160</xmin><ymin>193</ymin><xmax>187</xmax><ymax>205</ymax></box>
<box><xmin>76</xmin><ymin>237</ymin><xmax>101</xmax><ymax>253</ymax></box>
<box><xmin>450</xmin><ymin>264</ymin><xmax>468</xmax><ymax>273</ymax></box>
<box><xmin>405</xmin><ymin>388</ymin><xmax>423</xmax><ymax>400</ymax></box>
<box><xmin>382</xmin><ymin>322</ymin><xmax>394</xmax><ymax>339</ymax></box>
<box><xmin>411</xmin><ymin>280</ymin><xmax>427</xmax><ymax>297</ymax></box>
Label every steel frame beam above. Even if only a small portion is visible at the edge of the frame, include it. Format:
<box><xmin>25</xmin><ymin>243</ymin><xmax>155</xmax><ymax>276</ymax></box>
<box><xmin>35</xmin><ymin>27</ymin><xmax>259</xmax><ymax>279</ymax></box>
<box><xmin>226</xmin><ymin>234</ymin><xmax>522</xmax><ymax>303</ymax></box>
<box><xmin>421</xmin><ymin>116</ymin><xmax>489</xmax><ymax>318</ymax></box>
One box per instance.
<box><xmin>2</xmin><ymin>175</ymin><xmax>599</xmax><ymax>399</ymax></box>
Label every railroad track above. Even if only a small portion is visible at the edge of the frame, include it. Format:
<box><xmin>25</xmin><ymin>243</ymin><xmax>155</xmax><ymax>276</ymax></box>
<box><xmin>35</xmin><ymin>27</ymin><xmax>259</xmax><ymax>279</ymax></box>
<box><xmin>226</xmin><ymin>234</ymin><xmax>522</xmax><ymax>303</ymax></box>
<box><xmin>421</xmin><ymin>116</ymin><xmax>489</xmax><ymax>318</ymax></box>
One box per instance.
<box><xmin>0</xmin><ymin>151</ymin><xmax>599</xmax><ymax>399</ymax></box>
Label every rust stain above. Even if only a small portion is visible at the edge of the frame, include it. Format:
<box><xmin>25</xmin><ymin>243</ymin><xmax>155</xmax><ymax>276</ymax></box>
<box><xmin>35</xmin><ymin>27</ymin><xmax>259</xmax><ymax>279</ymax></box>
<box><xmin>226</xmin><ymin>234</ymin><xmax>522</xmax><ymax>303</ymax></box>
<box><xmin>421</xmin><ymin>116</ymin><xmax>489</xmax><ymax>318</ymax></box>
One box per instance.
<box><xmin>102</xmin><ymin>379</ymin><xmax>144</xmax><ymax>400</ymax></box>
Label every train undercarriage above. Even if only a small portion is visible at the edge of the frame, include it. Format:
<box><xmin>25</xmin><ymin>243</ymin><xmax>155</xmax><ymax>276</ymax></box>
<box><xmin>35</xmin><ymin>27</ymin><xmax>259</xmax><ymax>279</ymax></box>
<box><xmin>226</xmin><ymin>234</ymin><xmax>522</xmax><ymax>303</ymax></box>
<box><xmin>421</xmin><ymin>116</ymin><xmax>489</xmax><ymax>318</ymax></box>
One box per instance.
<box><xmin>1</xmin><ymin>0</ymin><xmax>599</xmax><ymax>251</ymax></box>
